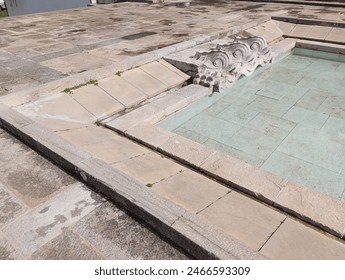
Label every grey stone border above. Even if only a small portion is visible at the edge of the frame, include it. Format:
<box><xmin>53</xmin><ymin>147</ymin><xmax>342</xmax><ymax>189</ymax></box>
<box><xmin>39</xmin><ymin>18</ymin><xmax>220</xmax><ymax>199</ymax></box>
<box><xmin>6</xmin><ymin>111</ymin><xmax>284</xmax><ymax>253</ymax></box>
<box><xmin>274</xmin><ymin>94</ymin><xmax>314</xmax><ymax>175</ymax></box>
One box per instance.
<box><xmin>0</xmin><ymin>102</ymin><xmax>266</xmax><ymax>260</ymax></box>
<box><xmin>105</xmin><ymin>39</ymin><xmax>345</xmax><ymax>240</ymax></box>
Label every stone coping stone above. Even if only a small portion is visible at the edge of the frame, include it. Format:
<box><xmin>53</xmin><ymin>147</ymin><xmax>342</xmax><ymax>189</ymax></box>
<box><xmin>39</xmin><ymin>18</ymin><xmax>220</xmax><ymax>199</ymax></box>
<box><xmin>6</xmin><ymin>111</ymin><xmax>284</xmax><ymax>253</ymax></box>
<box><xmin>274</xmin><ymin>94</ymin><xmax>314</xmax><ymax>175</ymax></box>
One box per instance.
<box><xmin>105</xmin><ymin>80</ymin><xmax>345</xmax><ymax>239</ymax></box>
<box><xmin>272</xmin><ymin>16</ymin><xmax>345</xmax><ymax>29</ymax></box>
<box><xmin>0</xmin><ymin>103</ymin><xmax>264</xmax><ymax>260</ymax></box>
<box><xmin>235</xmin><ymin>0</ymin><xmax>345</xmax><ymax>8</ymax></box>
<box><xmin>296</xmin><ymin>40</ymin><xmax>345</xmax><ymax>55</ymax></box>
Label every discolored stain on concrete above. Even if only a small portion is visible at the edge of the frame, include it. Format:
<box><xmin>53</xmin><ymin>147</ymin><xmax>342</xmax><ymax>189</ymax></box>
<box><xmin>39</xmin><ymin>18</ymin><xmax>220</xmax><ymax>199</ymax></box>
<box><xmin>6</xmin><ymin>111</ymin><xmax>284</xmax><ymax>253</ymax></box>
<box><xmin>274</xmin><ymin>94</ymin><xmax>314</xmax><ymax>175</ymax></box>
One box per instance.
<box><xmin>36</xmin><ymin>215</ymin><xmax>68</xmax><ymax>237</ymax></box>
<box><xmin>159</xmin><ymin>19</ymin><xmax>176</xmax><ymax>26</ymax></box>
<box><xmin>31</xmin><ymin>229</ymin><xmax>104</xmax><ymax>260</ymax></box>
<box><xmin>0</xmin><ymin>151</ymin><xmax>76</xmax><ymax>207</ymax></box>
<box><xmin>0</xmin><ymin>185</ymin><xmax>24</xmax><ymax>226</ymax></box>
<box><xmin>73</xmin><ymin>202</ymin><xmax>189</xmax><ymax>260</ymax></box>
<box><xmin>39</xmin><ymin>206</ymin><xmax>50</xmax><ymax>214</ymax></box>
<box><xmin>121</xmin><ymin>31</ymin><xmax>157</xmax><ymax>40</ymax></box>
<box><xmin>70</xmin><ymin>200</ymin><xmax>95</xmax><ymax>218</ymax></box>
<box><xmin>0</xmin><ymin>237</ymin><xmax>22</xmax><ymax>260</ymax></box>
<box><xmin>0</xmin><ymin>131</ymin><xmax>32</xmax><ymax>164</ymax></box>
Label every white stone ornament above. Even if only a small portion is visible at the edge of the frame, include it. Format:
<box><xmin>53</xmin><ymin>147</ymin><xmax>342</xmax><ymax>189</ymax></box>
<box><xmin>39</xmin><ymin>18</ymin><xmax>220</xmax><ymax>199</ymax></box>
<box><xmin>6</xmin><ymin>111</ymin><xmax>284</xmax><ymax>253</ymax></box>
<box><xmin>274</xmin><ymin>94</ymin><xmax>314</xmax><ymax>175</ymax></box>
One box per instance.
<box><xmin>192</xmin><ymin>36</ymin><xmax>272</xmax><ymax>92</ymax></box>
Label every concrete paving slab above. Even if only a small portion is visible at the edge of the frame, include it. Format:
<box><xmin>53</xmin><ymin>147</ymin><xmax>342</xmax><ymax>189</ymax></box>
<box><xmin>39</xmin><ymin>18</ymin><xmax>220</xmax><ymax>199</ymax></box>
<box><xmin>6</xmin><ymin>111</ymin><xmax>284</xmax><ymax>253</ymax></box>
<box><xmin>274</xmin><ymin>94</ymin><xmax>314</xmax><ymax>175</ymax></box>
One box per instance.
<box><xmin>15</xmin><ymin>63</ymin><xmax>66</xmax><ymax>84</ymax></box>
<box><xmin>245</xmin><ymin>96</ymin><xmax>293</xmax><ymax>117</ymax></box>
<box><xmin>245</xmin><ymin>20</ymin><xmax>283</xmax><ymax>43</ymax></box>
<box><xmin>57</xmin><ymin>125</ymin><xmax>117</xmax><ymax>147</ymax></box>
<box><xmin>295</xmin><ymin>89</ymin><xmax>330</xmax><ymax>111</ymax></box>
<box><xmin>31</xmin><ymin>229</ymin><xmax>105</xmax><ymax>260</ymax></box>
<box><xmin>127</xmin><ymin>125</ymin><xmax>176</xmax><ymax>149</ymax></box>
<box><xmin>72</xmin><ymin>202</ymin><xmax>188</xmax><ymax>260</ymax></box>
<box><xmin>245</xmin><ymin>112</ymin><xmax>296</xmax><ymax>140</ymax></box>
<box><xmin>295</xmin><ymin>40</ymin><xmax>345</xmax><ymax>55</ymax></box>
<box><xmin>317</xmin><ymin>95</ymin><xmax>345</xmax><ymax>119</ymax></box>
<box><xmin>175</xmin><ymin>126</ymin><xmax>209</xmax><ymax>144</ymax></box>
<box><xmin>204</xmin><ymin>139</ymin><xmax>265</xmax><ymax>167</ymax></box>
<box><xmin>19</xmin><ymin>93</ymin><xmax>96</xmax><ymax>131</ymax></box>
<box><xmin>277</xmin><ymin>125</ymin><xmax>345</xmax><ymax>173</ymax></box>
<box><xmin>227</xmin><ymin>127</ymin><xmax>283</xmax><ymax>160</ymax></box>
<box><xmin>173</xmin><ymin>212</ymin><xmax>266</xmax><ymax>260</ymax></box>
<box><xmin>140</xmin><ymin>61</ymin><xmax>189</xmax><ymax>88</ymax></box>
<box><xmin>273</xmin><ymin>20</ymin><xmax>295</xmax><ymax>35</ymax></box>
<box><xmin>158</xmin><ymin>59</ymin><xmax>190</xmax><ymax>80</ymax></box>
<box><xmin>159</xmin><ymin>134</ymin><xmax>217</xmax><ymax>167</ymax></box>
<box><xmin>32</xmin><ymin>42</ymin><xmax>76</xmax><ymax>55</ymax></box>
<box><xmin>72</xmin><ymin>84</ymin><xmax>124</xmax><ymax>119</ymax></box>
<box><xmin>0</xmin><ymin>129</ymin><xmax>32</xmax><ymax>162</ymax></box>
<box><xmin>289</xmin><ymin>24</ymin><xmax>313</xmax><ymax>37</ymax></box>
<box><xmin>2</xmin><ymin>183</ymin><xmax>103</xmax><ymax>257</ymax></box>
<box><xmin>216</xmin><ymin>104</ymin><xmax>259</xmax><ymax>126</ymax></box>
<box><xmin>41</xmin><ymin>52</ymin><xmax>112</xmax><ymax>75</ymax></box>
<box><xmin>112</xmin><ymin>152</ymin><xmax>186</xmax><ymax>186</ymax></box>
<box><xmin>82</xmin><ymin>135</ymin><xmax>150</xmax><ymax>164</ymax></box>
<box><xmin>0</xmin><ymin>151</ymin><xmax>75</xmax><ymax>207</ymax></box>
<box><xmin>152</xmin><ymin>169</ymin><xmax>229</xmax><ymax>214</ymax></box>
<box><xmin>0</xmin><ymin>235</ymin><xmax>23</xmax><ymax>260</ymax></box>
<box><xmin>260</xmin><ymin>218</ymin><xmax>345</xmax><ymax>259</ymax></box>
<box><xmin>321</xmin><ymin>116</ymin><xmax>345</xmax><ymax>136</ymax></box>
<box><xmin>148</xmin><ymin>93</ymin><xmax>188</xmax><ymax>117</ymax></box>
<box><xmin>0</xmin><ymin>183</ymin><xmax>25</xmax><ymax>227</ymax></box>
<box><xmin>262</xmin><ymin>151</ymin><xmax>345</xmax><ymax>199</ymax></box>
<box><xmin>181</xmin><ymin>114</ymin><xmax>242</xmax><ymax>145</ymax></box>
<box><xmin>98</xmin><ymin>75</ymin><xmax>148</xmax><ymax>108</ymax></box>
<box><xmin>274</xmin><ymin>181</ymin><xmax>345</xmax><ymax>237</ymax></box>
<box><xmin>307</xmin><ymin>25</ymin><xmax>332</xmax><ymax>41</ymax></box>
<box><xmin>200</xmin><ymin>152</ymin><xmax>284</xmax><ymax>202</ymax></box>
<box><xmin>121</xmin><ymin>68</ymin><xmax>168</xmax><ymax>98</ymax></box>
<box><xmin>325</xmin><ymin>27</ymin><xmax>345</xmax><ymax>43</ymax></box>
<box><xmin>2</xmin><ymin>77</ymin><xmax>41</xmax><ymax>95</ymax></box>
<box><xmin>198</xmin><ymin>192</ymin><xmax>286</xmax><ymax>251</ymax></box>
<box><xmin>283</xmin><ymin>106</ymin><xmax>329</xmax><ymax>129</ymax></box>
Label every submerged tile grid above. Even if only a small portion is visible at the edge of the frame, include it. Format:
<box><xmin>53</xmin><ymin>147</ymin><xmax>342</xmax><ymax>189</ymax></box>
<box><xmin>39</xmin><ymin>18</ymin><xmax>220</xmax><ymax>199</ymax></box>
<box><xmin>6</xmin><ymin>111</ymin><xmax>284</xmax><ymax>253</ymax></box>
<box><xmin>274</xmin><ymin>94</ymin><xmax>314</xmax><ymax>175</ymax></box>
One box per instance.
<box><xmin>165</xmin><ymin>52</ymin><xmax>345</xmax><ymax>200</ymax></box>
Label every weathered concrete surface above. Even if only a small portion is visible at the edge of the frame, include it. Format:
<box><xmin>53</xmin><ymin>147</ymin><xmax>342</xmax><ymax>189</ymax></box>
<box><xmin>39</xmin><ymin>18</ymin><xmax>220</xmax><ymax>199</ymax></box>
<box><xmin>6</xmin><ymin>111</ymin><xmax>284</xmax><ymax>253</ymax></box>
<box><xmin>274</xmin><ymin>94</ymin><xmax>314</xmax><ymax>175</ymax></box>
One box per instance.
<box><xmin>0</xmin><ymin>1</ymin><xmax>344</xmax><ymax>97</ymax></box>
<box><xmin>0</xmin><ymin>128</ymin><xmax>188</xmax><ymax>260</ymax></box>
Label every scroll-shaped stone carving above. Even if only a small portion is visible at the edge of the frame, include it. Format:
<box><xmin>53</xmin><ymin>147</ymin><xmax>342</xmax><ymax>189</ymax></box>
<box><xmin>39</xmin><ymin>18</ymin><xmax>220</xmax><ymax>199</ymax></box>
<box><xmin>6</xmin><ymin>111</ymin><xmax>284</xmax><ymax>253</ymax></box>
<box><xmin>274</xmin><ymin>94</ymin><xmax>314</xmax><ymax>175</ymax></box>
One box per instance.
<box><xmin>192</xmin><ymin>36</ymin><xmax>272</xmax><ymax>92</ymax></box>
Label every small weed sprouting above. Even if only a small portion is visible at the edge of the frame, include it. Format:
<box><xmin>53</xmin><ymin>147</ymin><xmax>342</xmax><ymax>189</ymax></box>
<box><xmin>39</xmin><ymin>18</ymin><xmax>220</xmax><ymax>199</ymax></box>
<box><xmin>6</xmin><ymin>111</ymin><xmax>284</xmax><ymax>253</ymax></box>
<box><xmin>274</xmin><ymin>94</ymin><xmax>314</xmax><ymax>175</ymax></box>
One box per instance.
<box><xmin>89</xmin><ymin>79</ymin><xmax>98</xmax><ymax>86</ymax></box>
<box><xmin>115</xmin><ymin>71</ymin><xmax>123</xmax><ymax>77</ymax></box>
<box><xmin>146</xmin><ymin>183</ymin><xmax>153</xmax><ymax>188</ymax></box>
<box><xmin>95</xmin><ymin>120</ymin><xmax>103</xmax><ymax>126</ymax></box>
<box><xmin>63</xmin><ymin>79</ymin><xmax>98</xmax><ymax>94</ymax></box>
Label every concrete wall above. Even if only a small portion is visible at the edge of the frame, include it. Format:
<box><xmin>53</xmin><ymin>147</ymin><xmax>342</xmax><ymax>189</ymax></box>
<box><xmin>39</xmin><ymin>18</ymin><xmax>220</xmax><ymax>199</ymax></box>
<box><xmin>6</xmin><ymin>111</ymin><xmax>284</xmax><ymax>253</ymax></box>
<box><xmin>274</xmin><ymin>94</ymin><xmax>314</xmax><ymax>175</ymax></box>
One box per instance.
<box><xmin>5</xmin><ymin>0</ymin><xmax>90</xmax><ymax>16</ymax></box>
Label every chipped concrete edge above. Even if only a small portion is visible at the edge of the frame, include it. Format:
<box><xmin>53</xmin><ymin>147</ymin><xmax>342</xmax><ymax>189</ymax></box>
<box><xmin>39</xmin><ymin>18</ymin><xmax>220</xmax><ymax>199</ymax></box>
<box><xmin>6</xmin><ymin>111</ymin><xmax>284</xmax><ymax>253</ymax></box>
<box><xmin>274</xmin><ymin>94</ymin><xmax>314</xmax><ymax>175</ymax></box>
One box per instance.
<box><xmin>0</xmin><ymin>103</ymin><xmax>266</xmax><ymax>260</ymax></box>
<box><xmin>0</xmin><ymin>15</ymin><xmax>271</xmax><ymax>108</ymax></box>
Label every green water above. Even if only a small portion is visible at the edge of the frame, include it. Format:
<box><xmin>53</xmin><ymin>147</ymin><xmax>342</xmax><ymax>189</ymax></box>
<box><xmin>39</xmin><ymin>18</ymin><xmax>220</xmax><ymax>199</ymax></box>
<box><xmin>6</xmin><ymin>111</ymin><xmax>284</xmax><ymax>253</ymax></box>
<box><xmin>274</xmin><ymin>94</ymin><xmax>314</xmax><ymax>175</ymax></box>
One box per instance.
<box><xmin>159</xmin><ymin>48</ymin><xmax>345</xmax><ymax>200</ymax></box>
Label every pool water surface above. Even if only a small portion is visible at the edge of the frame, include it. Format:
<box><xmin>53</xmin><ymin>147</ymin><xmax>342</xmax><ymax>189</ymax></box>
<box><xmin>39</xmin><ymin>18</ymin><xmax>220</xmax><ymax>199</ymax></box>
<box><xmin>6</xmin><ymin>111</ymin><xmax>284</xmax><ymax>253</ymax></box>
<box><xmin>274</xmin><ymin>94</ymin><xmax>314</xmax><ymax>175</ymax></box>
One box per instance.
<box><xmin>159</xmin><ymin>48</ymin><xmax>345</xmax><ymax>201</ymax></box>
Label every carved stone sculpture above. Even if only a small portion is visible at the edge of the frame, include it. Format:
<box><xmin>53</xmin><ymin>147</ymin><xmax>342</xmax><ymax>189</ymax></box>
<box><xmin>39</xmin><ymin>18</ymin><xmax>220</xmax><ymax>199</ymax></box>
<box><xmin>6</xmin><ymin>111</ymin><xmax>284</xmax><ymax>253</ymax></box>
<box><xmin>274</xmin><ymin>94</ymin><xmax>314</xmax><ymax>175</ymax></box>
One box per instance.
<box><xmin>192</xmin><ymin>36</ymin><xmax>272</xmax><ymax>92</ymax></box>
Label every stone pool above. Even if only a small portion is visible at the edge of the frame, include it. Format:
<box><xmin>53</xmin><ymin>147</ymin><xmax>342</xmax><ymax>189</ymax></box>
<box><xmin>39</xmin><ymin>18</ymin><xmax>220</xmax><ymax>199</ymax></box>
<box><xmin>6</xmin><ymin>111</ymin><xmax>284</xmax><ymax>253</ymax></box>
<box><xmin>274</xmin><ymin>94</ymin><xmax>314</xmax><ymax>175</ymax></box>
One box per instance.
<box><xmin>159</xmin><ymin>48</ymin><xmax>345</xmax><ymax>201</ymax></box>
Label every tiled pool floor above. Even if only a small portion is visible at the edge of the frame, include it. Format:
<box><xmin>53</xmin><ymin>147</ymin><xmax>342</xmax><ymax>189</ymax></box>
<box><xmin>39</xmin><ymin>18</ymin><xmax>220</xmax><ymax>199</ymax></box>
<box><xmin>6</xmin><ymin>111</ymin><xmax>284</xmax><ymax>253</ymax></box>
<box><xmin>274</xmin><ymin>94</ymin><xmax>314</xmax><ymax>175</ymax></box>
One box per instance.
<box><xmin>160</xmin><ymin>49</ymin><xmax>345</xmax><ymax>201</ymax></box>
